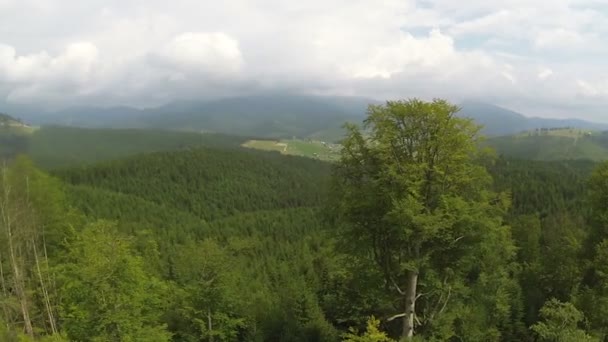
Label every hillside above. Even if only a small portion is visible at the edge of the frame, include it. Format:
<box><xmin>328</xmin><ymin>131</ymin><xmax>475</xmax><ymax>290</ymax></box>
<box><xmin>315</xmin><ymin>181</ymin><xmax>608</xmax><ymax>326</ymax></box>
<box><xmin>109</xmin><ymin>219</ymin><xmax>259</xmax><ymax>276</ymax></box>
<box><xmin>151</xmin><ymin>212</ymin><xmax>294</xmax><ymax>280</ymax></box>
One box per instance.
<box><xmin>0</xmin><ymin>113</ymin><xmax>32</xmax><ymax>160</ymax></box>
<box><xmin>486</xmin><ymin>128</ymin><xmax>608</xmax><ymax>161</ymax></box>
<box><xmin>44</xmin><ymin>146</ymin><xmax>336</xmax><ymax>340</ymax></box>
<box><xmin>55</xmin><ymin>147</ymin><xmax>330</xmax><ymax>221</ymax></box>
<box><xmin>10</xmin><ymin>126</ymin><xmax>247</xmax><ymax>169</ymax></box>
<box><xmin>458</xmin><ymin>101</ymin><xmax>608</xmax><ymax>136</ymax></box>
<box><xmin>49</xmin><ymin>143</ymin><xmax>597</xmax><ymax>341</ymax></box>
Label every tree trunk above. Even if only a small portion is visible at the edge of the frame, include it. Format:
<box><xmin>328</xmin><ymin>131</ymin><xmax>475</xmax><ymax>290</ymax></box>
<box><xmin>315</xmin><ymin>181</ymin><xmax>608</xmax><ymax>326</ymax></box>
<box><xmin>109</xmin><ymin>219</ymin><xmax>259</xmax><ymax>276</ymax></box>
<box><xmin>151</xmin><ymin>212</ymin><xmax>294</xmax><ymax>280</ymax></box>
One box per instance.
<box><xmin>402</xmin><ymin>270</ymin><xmax>418</xmax><ymax>340</ymax></box>
<box><xmin>1</xmin><ymin>167</ymin><xmax>34</xmax><ymax>337</ymax></box>
<box><xmin>0</xmin><ymin>252</ymin><xmax>11</xmax><ymax>326</ymax></box>
<box><xmin>208</xmin><ymin>308</ymin><xmax>213</xmax><ymax>342</ymax></box>
<box><xmin>33</xmin><ymin>240</ymin><xmax>57</xmax><ymax>334</ymax></box>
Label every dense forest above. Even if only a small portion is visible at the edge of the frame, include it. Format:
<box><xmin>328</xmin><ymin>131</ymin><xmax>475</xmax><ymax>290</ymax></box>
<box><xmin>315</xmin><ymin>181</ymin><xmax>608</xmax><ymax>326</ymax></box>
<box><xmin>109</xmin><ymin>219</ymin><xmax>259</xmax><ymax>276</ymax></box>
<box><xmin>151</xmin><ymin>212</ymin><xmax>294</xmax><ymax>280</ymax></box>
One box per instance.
<box><xmin>1</xmin><ymin>99</ymin><xmax>608</xmax><ymax>341</ymax></box>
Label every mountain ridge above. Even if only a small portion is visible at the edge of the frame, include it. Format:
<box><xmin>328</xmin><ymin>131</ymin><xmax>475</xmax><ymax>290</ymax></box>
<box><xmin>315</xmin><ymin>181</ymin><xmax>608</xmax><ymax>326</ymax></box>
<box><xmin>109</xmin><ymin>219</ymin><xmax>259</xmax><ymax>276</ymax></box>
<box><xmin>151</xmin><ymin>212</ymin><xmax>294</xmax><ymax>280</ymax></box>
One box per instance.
<box><xmin>4</xmin><ymin>95</ymin><xmax>607</xmax><ymax>140</ymax></box>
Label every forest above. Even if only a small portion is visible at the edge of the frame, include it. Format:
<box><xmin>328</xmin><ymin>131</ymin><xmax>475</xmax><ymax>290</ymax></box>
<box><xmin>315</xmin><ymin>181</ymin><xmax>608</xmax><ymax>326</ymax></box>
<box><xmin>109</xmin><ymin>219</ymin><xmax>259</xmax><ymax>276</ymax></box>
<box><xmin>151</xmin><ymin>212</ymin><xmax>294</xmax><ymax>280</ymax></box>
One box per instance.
<box><xmin>1</xmin><ymin>99</ymin><xmax>607</xmax><ymax>341</ymax></box>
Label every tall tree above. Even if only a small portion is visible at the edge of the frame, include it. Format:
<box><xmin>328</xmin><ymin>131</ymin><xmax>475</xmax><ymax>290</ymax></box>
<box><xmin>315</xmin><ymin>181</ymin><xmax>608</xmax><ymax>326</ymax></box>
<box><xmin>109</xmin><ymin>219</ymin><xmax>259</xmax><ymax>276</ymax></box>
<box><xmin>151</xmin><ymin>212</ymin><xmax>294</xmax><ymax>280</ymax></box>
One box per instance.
<box><xmin>0</xmin><ymin>157</ymin><xmax>70</xmax><ymax>338</ymax></box>
<box><xmin>531</xmin><ymin>299</ymin><xmax>597</xmax><ymax>342</ymax></box>
<box><xmin>330</xmin><ymin>99</ymin><xmax>512</xmax><ymax>340</ymax></box>
<box><xmin>57</xmin><ymin>221</ymin><xmax>171</xmax><ymax>342</ymax></box>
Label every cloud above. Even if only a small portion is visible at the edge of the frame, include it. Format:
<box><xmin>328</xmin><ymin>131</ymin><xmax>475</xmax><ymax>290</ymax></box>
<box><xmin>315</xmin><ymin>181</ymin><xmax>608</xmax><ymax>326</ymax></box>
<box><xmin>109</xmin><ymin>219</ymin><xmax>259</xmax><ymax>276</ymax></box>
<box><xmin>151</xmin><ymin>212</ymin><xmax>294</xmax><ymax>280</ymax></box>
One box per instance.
<box><xmin>0</xmin><ymin>42</ymin><xmax>99</xmax><ymax>101</ymax></box>
<box><xmin>538</xmin><ymin>68</ymin><xmax>553</xmax><ymax>80</ymax></box>
<box><xmin>0</xmin><ymin>0</ymin><xmax>607</xmax><ymax>121</ymax></box>
<box><xmin>153</xmin><ymin>32</ymin><xmax>243</xmax><ymax>74</ymax></box>
<box><xmin>534</xmin><ymin>29</ymin><xmax>588</xmax><ymax>49</ymax></box>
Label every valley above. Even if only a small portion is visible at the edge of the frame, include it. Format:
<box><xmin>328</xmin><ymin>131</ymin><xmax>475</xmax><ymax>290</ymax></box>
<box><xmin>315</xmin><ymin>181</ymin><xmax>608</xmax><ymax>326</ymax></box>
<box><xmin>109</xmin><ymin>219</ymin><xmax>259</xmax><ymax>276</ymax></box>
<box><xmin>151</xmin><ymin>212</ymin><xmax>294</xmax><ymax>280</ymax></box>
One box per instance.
<box><xmin>1</xmin><ymin>98</ymin><xmax>608</xmax><ymax>341</ymax></box>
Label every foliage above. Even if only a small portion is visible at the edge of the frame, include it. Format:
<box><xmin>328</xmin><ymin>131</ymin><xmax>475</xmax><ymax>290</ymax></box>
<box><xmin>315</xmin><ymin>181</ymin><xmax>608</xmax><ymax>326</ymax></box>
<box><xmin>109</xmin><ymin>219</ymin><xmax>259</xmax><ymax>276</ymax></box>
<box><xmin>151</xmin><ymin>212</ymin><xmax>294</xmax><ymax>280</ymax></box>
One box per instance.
<box><xmin>1</xmin><ymin>111</ymin><xmax>607</xmax><ymax>341</ymax></box>
<box><xmin>56</xmin><ymin>221</ymin><xmax>172</xmax><ymax>341</ymax></box>
<box><xmin>342</xmin><ymin>317</ymin><xmax>395</xmax><ymax>342</ymax></box>
<box><xmin>530</xmin><ymin>299</ymin><xmax>597</xmax><ymax>342</ymax></box>
<box><xmin>330</xmin><ymin>99</ymin><xmax>517</xmax><ymax>340</ymax></box>
<box><xmin>486</xmin><ymin>133</ymin><xmax>608</xmax><ymax>161</ymax></box>
<box><xmin>29</xmin><ymin>126</ymin><xmax>247</xmax><ymax>169</ymax></box>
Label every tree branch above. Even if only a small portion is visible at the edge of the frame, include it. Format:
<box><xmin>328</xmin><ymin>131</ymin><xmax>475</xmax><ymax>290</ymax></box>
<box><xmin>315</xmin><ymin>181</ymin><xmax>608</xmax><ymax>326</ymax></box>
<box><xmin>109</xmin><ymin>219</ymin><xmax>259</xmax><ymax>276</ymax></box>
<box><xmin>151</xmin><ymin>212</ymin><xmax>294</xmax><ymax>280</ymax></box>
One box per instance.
<box><xmin>391</xmin><ymin>277</ymin><xmax>405</xmax><ymax>296</ymax></box>
<box><xmin>387</xmin><ymin>313</ymin><xmax>406</xmax><ymax>322</ymax></box>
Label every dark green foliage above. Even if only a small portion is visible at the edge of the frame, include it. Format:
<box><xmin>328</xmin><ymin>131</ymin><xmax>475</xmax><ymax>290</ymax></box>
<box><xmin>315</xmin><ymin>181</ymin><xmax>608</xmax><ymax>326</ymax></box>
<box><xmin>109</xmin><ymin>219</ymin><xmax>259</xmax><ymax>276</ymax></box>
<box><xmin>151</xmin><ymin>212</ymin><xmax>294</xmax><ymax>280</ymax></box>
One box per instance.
<box><xmin>55</xmin><ymin>148</ymin><xmax>330</xmax><ymax>221</ymax></box>
<box><xmin>56</xmin><ymin>221</ymin><xmax>172</xmax><ymax>341</ymax></box>
<box><xmin>488</xmin><ymin>158</ymin><xmax>594</xmax><ymax>217</ymax></box>
<box><xmin>486</xmin><ymin>134</ymin><xmax>608</xmax><ymax>161</ymax></box>
<box><xmin>28</xmin><ymin>126</ymin><xmax>248</xmax><ymax>169</ymax></box>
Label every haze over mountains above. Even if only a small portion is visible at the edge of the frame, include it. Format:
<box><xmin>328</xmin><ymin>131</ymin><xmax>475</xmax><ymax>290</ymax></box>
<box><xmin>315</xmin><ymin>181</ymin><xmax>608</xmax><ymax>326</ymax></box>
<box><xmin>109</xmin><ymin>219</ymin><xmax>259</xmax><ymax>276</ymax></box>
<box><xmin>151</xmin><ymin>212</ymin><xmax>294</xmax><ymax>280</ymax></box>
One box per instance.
<box><xmin>7</xmin><ymin>94</ymin><xmax>608</xmax><ymax>141</ymax></box>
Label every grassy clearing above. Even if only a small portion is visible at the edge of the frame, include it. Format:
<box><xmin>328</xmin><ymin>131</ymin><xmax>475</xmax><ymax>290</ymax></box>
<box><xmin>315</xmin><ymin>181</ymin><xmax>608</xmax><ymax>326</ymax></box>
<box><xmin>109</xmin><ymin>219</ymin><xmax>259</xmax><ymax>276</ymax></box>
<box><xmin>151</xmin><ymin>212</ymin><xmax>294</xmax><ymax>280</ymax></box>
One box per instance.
<box><xmin>242</xmin><ymin>139</ymin><xmax>340</xmax><ymax>161</ymax></box>
<box><xmin>516</xmin><ymin>128</ymin><xmax>597</xmax><ymax>140</ymax></box>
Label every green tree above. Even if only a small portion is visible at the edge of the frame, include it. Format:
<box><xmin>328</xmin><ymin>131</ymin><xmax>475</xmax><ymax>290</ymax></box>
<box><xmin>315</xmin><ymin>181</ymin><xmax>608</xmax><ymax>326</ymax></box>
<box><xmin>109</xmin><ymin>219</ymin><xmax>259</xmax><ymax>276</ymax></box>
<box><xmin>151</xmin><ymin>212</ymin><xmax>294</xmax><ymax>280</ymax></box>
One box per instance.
<box><xmin>530</xmin><ymin>299</ymin><xmax>596</xmax><ymax>342</ymax></box>
<box><xmin>169</xmin><ymin>240</ymin><xmax>247</xmax><ymax>342</ymax></box>
<box><xmin>331</xmin><ymin>99</ymin><xmax>513</xmax><ymax>340</ymax></box>
<box><xmin>577</xmin><ymin>161</ymin><xmax>608</xmax><ymax>338</ymax></box>
<box><xmin>343</xmin><ymin>316</ymin><xmax>395</xmax><ymax>342</ymax></box>
<box><xmin>57</xmin><ymin>221</ymin><xmax>171</xmax><ymax>342</ymax></box>
<box><xmin>0</xmin><ymin>157</ymin><xmax>73</xmax><ymax>338</ymax></box>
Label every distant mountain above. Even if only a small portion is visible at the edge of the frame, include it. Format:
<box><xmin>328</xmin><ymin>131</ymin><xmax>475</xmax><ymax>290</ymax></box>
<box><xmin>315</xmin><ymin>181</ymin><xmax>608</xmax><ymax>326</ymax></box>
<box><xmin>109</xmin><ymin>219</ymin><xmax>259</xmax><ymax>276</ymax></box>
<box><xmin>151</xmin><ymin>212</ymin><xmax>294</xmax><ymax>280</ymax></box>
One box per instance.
<box><xmin>8</xmin><ymin>96</ymin><xmax>608</xmax><ymax>142</ymax></box>
<box><xmin>458</xmin><ymin>101</ymin><xmax>608</xmax><ymax>136</ymax></box>
<box><xmin>15</xmin><ymin>94</ymin><xmax>373</xmax><ymax>141</ymax></box>
<box><xmin>143</xmin><ymin>94</ymin><xmax>372</xmax><ymax>140</ymax></box>
<box><xmin>42</xmin><ymin>106</ymin><xmax>144</xmax><ymax>128</ymax></box>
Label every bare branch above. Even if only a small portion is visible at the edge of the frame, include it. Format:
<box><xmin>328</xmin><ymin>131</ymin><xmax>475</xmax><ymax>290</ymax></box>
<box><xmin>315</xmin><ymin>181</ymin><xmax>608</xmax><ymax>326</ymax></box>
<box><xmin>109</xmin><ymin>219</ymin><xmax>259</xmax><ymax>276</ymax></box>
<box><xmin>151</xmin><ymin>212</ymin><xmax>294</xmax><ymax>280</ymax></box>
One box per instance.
<box><xmin>387</xmin><ymin>313</ymin><xmax>406</xmax><ymax>322</ymax></box>
<box><xmin>438</xmin><ymin>286</ymin><xmax>452</xmax><ymax>315</ymax></box>
<box><xmin>391</xmin><ymin>277</ymin><xmax>405</xmax><ymax>295</ymax></box>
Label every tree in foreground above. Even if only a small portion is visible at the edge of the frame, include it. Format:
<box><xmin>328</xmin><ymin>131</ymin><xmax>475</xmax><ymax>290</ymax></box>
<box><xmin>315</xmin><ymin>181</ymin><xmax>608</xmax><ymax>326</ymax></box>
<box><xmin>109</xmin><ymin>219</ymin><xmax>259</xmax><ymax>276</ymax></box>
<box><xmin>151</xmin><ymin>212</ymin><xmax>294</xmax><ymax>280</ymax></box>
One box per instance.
<box><xmin>531</xmin><ymin>299</ymin><xmax>597</xmax><ymax>342</ymax></box>
<box><xmin>57</xmin><ymin>221</ymin><xmax>171</xmax><ymax>342</ymax></box>
<box><xmin>330</xmin><ymin>99</ymin><xmax>515</xmax><ymax>340</ymax></box>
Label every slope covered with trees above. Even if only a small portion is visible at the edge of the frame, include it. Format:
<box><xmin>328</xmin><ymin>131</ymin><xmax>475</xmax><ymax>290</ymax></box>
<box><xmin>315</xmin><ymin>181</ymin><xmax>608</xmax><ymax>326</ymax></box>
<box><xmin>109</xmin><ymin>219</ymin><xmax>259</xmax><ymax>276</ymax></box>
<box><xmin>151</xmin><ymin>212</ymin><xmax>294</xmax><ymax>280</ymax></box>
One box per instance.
<box><xmin>1</xmin><ymin>99</ymin><xmax>607</xmax><ymax>341</ymax></box>
<box><xmin>487</xmin><ymin>130</ymin><xmax>608</xmax><ymax>161</ymax></box>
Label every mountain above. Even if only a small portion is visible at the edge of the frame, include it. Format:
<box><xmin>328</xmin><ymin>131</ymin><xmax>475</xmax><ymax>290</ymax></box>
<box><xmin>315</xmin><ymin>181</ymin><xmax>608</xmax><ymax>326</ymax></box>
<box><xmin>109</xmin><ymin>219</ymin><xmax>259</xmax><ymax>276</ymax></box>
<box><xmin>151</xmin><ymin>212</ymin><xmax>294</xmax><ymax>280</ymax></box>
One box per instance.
<box><xmin>41</xmin><ymin>106</ymin><xmax>144</xmax><ymax>128</ymax></box>
<box><xmin>15</xmin><ymin>94</ymin><xmax>373</xmax><ymax>141</ymax></box>
<box><xmin>458</xmin><ymin>101</ymin><xmax>608</xmax><ymax>136</ymax></box>
<box><xmin>9</xmin><ymin>96</ymin><xmax>608</xmax><ymax>142</ymax></box>
<box><xmin>142</xmin><ymin>94</ymin><xmax>372</xmax><ymax>140</ymax></box>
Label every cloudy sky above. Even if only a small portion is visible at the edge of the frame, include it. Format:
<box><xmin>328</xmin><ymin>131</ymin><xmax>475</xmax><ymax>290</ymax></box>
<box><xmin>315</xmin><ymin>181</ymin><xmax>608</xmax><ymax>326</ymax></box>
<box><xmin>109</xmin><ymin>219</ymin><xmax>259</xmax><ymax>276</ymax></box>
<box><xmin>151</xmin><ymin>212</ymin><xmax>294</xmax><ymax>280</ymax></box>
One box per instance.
<box><xmin>1</xmin><ymin>0</ymin><xmax>608</xmax><ymax>121</ymax></box>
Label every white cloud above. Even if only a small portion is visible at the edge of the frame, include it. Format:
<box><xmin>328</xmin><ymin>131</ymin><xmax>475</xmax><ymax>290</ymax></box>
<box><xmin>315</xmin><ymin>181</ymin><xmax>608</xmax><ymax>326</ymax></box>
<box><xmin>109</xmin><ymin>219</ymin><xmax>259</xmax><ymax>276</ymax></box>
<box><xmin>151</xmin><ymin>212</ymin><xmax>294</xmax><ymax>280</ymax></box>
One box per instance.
<box><xmin>448</xmin><ymin>10</ymin><xmax>514</xmax><ymax>36</ymax></box>
<box><xmin>534</xmin><ymin>29</ymin><xmax>587</xmax><ymax>49</ymax></box>
<box><xmin>0</xmin><ymin>0</ymin><xmax>607</xmax><ymax>120</ymax></box>
<box><xmin>0</xmin><ymin>42</ymin><xmax>100</xmax><ymax>101</ymax></box>
<box><xmin>332</xmin><ymin>29</ymin><xmax>457</xmax><ymax>79</ymax></box>
<box><xmin>576</xmin><ymin>79</ymin><xmax>608</xmax><ymax>98</ymax></box>
<box><xmin>538</xmin><ymin>67</ymin><xmax>553</xmax><ymax>80</ymax></box>
<box><xmin>155</xmin><ymin>32</ymin><xmax>243</xmax><ymax>74</ymax></box>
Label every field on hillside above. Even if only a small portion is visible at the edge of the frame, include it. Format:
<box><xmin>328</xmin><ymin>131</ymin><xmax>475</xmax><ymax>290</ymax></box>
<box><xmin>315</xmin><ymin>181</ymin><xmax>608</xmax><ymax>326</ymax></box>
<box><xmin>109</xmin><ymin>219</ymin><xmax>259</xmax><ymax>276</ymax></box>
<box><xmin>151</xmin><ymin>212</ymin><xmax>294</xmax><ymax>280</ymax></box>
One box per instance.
<box><xmin>243</xmin><ymin>138</ymin><xmax>341</xmax><ymax>161</ymax></box>
<box><xmin>514</xmin><ymin>128</ymin><xmax>596</xmax><ymax>139</ymax></box>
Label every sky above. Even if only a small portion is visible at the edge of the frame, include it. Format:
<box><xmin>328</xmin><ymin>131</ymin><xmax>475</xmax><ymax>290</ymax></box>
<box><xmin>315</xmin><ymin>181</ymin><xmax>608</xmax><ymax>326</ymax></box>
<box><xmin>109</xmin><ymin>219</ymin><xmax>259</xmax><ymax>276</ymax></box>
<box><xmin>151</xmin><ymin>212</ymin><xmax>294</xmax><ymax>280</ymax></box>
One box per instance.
<box><xmin>1</xmin><ymin>0</ymin><xmax>608</xmax><ymax>121</ymax></box>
